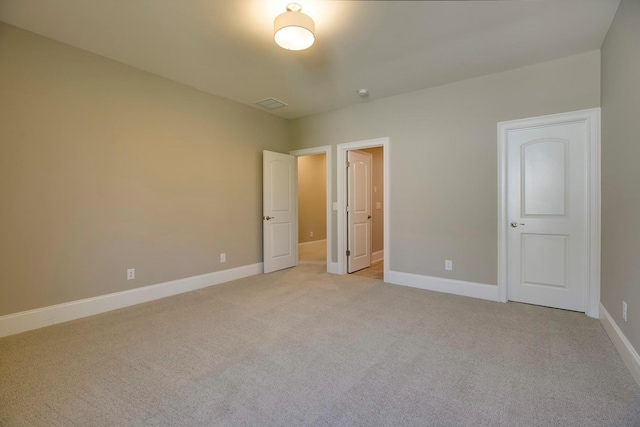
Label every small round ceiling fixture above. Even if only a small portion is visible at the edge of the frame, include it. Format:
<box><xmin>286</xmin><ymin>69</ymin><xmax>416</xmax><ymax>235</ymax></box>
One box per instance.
<box><xmin>358</xmin><ymin>89</ymin><xmax>369</xmax><ymax>97</ymax></box>
<box><xmin>274</xmin><ymin>3</ymin><xmax>315</xmax><ymax>51</ymax></box>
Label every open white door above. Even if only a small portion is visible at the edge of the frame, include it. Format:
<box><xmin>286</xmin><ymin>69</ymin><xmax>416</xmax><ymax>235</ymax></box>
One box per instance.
<box><xmin>506</xmin><ymin>121</ymin><xmax>587</xmax><ymax>311</ymax></box>
<box><xmin>263</xmin><ymin>151</ymin><xmax>297</xmax><ymax>273</ymax></box>
<box><xmin>347</xmin><ymin>150</ymin><xmax>372</xmax><ymax>273</ymax></box>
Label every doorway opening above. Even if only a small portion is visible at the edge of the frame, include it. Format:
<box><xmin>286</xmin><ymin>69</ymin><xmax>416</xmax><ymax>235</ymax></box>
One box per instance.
<box><xmin>297</xmin><ymin>153</ymin><xmax>327</xmax><ymax>265</ymax></box>
<box><xmin>337</xmin><ymin>138</ymin><xmax>390</xmax><ymax>282</ymax></box>
<box><xmin>290</xmin><ymin>146</ymin><xmax>332</xmax><ymax>272</ymax></box>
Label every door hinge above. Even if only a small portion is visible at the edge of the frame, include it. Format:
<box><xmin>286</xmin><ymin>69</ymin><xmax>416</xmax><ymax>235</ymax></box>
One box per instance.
<box><xmin>346</xmin><ymin>250</ymin><xmax>351</xmax><ymax>257</ymax></box>
<box><xmin>346</xmin><ymin>161</ymin><xmax>350</xmax><ymax>168</ymax></box>
<box><xmin>346</xmin><ymin>205</ymin><xmax>351</xmax><ymax>212</ymax></box>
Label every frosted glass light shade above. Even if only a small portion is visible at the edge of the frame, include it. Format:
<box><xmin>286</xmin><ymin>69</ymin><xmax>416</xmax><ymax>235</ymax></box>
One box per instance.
<box><xmin>274</xmin><ymin>5</ymin><xmax>315</xmax><ymax>50</ymax></box>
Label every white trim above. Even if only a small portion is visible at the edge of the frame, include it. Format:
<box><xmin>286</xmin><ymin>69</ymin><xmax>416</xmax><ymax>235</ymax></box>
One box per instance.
<box><xmin>298</xmin><ymin>239</ymin><xmax>327</xmax><ymax>247</ymax></box>
<box><xmin>587</xmin><ymin>110</ymin><xmax>602</xmax><ymax>318</ymax></box>
<box><xmin>497</xmin><ymin>108</ymin><xmax>601</xmax><ymax>318</ymax></box>
<box><xmin>337</xmin><ymin>137</ymin><xmax>390</xmax><ymax>283</ymax></box>
<box><xmin>328</xmin><ymin>262</ymin><xmax>340</xmax><ymax>274</ymax></box>
<box><xmin>290</xmin><ymin>146</ymin><xmax>333</xmax><ymax>274</ymax></box>
<box><xmin>372</xmin><ymin>250</ymin><xmax>384</xmax><ymax>263</ymax></box>
<box><xmin>388</xmin><ymin>270</ymin><xmax>499</xmax><ymax>302</ymax></box>
<box><xmin>0</xmin><ymin>263</ymin><xmax>263</xmax><ymax>338</ymax></box>
<box><xmin>600</xmin><ymin>303</ymin><xmax>640</xmax><ymax>387</ymax></box>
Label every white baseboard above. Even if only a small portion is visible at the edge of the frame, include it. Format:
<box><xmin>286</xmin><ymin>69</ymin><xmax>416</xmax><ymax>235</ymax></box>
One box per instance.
<box><xmin>599</xmin><ymin>303</ymin><xmax>640</xmax><ymax>387</ymax></box>
<box><xmin>372</xmin><ymin>250</ymin><xmax>384</xmax><ymax>263</ymax></box>
<box><xmin>387</xmin><ymin>270</ymin><xmax>499</xmax><ymax>302</ymax></box>
<box><xmin>0</xmin><ymin>263</ymin><xmax>263</xmax><ymax>339</ymax></box>
<box><xmin>328</xmin><ymin>262</ymin><xmax>340</xmax><ymax>274</ymax></box>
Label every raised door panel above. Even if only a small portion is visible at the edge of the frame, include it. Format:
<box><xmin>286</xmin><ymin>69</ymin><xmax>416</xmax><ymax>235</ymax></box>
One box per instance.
<box><xmin>269</xmin><ymin>159</ymin><xmax>292</xmax><ymax>213</ymax></box>
<box><xmin>521</xmin><ymin>233</ymin><xmax>568</xmax><ymax>289</ymax></box>
<box><xmin>522</xmin><ymin>139</ymin><xmax>568</xmax><ymax>217</ymax></box>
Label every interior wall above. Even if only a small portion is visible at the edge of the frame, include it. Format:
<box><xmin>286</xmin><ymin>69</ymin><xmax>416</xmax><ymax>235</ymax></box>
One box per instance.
<box><xmin>601</xmin><ymin>0</ymin><xmax>640</xmax><ymax>353</ymax></box>
<box><xmin>0</xmin><ymin>22</ymin><xmax>291</xmax><ymax>316</ymax></box>
<box><xmin>361</xmin><ymin>147</ymin><xmax>384</xmax><ymax>255</ymax></box>
<box><xmin>291</xmin><ymin>51</ymin><xmax>600</xmax><ymax>284</ymax></box>
<box><xmin>297</xmin><ymin>154</ymin><xmax>326</xmax><ymax>244</ymax></box>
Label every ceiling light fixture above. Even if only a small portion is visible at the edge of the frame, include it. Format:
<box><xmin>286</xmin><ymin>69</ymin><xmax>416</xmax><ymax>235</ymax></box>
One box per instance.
<box><xmin>274</xmin><ymin>3</ymin><xmax>315</xmax><ymax>51</ymax></box>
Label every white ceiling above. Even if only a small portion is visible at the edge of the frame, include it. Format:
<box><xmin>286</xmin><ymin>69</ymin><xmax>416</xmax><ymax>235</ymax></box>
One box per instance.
<box><xmin>0</xmin><ymin>0</ymin><xmax>620</xmax><ymax>119</ymax></box>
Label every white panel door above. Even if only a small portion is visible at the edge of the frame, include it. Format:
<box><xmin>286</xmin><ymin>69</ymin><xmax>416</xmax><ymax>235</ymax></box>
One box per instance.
<box><xmin>347</xmin><ymin>150</ymin><xmax>372</xmax><ymax>273</ymax></box>
<box><xmin>263</xmin><ymin>151</ymin><xmax>297</xmax><ymax>274</ymax></box>
<box><xmin>507</xmin><ymin>122</ymin><xmax>587</xmax><ymax>311</ymax></box>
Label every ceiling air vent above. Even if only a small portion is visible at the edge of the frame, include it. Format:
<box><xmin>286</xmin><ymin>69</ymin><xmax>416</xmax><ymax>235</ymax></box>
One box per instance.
<box><xmin>255</xmin><ymin>97</ymin><xmax>288</xmax><ymax>110</ymax></box>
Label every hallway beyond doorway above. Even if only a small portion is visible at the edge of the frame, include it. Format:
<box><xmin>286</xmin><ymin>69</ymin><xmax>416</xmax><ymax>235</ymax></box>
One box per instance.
<box><xmin>299</xmin><ymin>240</ymin><xmax>326</xmax><ymax>265</ymax></box>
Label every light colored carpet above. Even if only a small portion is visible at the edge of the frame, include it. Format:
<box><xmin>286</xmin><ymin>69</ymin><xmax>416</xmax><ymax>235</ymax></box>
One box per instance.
<box><xmin>299</xmin><ymin>240</ymin><xmax>383</xmax><ymax>280</ymax></box>
<box><xmin>1</xmin><ymin>264</ymin><xmax>639</xmax><ymax>426</ymax></box>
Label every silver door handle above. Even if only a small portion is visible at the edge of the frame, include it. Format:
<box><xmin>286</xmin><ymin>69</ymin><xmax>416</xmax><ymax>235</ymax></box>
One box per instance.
<box><xmin>510</xmin><ymin>222</ymin><xmax>525</xmax><ymax>228</ymax></box>
<box><xmin>264</xmin><ymin>216</ymin><xmax>274</xmax><ymax>220</ymax></box>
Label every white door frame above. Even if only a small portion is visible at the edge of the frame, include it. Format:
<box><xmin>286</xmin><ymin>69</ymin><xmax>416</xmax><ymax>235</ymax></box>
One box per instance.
<box><xmin>497</xmin><ymin>108</ymin><xmax>601</xmax><ymax>318</ymax></box>
<box><xmin>337</xmin><ymin>137</ymin><xmax>390</xmax><ymax>282</ymax></box>
<box><xmin>290</xmin><ymin>145</ymin><xmax>332</xmax><ymax>273</ymax></box>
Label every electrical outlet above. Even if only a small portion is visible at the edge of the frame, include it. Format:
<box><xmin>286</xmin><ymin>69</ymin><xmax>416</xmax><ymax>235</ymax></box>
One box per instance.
<box><xmin>445</xmin><ymin>260</ymin><xmax>453</xmax><ymax>271</ymax></box>
<box><xmin>310</xmin><ymin>231</ymin><xmax>314</xmax><ymax>238</ymax></box>
<box><xmin>220</xmin><ymin>253</ymin><xmax>226</xmax><ymax>263</ymax></box>
<box><xmin>127</xmin><ymin>268</ymin><xmax>135</xmax><ymax>280</ymax></box>
<box><xmin>623</xmin><ymin>301</ymin><xmax>628</xmax><ymax>322</ymax></box>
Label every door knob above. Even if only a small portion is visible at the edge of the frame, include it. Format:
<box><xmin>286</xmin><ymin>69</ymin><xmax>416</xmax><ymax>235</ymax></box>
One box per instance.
<box><xmin>264</xmin><ymin>216</ymin><xmax>274</xmax><ymax>220</ymax></box>
<box><xmin>510</xmin><ymin>222</ymin><xmax>525</xmax><ymax>228</ymax></box>
<box><xmin>368</xmin><ymin>215</ymin><xmax>372</xmax><ymax>219</ymax></box>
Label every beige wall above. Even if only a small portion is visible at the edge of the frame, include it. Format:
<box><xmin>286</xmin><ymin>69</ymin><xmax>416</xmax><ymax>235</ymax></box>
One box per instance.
<box><xmin>601</xmin><ymin>0</ymin><xmax>640</xmax><ymax>352</ymax></box>
<box><xmin>0</xmin><ymin>19</ymin><xmax>607</xmax><ymax>321</ymax></box>
<box><xmin>361</xmin><ymin>147</ymin><xmax>384</xmax><ymax>255</ymax></box>
<box><xmin>0</xmin><ymin>22</ymin><xmax>291</xmax><ymax>316</ymax></box>
<box><xmin>292</xmin><ymin>51</ymin><xmax>601</xmax><ymax>284</ymax></box>
<box><xmin>297</xmin><ymin>154</ymin><xmax>326</xmax><ymax>243</ymax></box>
